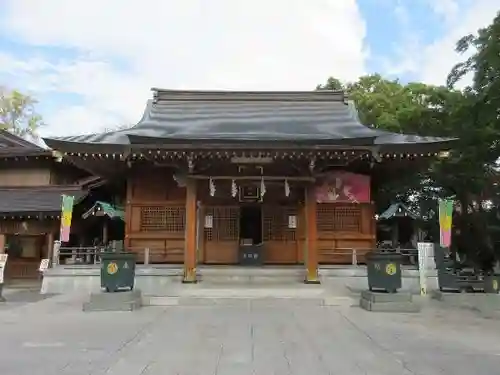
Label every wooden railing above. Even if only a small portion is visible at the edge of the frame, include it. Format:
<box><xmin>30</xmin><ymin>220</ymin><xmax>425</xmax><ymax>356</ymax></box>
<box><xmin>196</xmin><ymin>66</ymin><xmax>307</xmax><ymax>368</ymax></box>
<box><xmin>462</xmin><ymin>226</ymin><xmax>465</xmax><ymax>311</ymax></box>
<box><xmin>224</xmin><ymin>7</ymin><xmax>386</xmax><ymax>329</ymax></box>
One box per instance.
<box><xmin>53</xmin><ymin>246</ymin><xmax>420</xmax><ymax>267</ymax></box>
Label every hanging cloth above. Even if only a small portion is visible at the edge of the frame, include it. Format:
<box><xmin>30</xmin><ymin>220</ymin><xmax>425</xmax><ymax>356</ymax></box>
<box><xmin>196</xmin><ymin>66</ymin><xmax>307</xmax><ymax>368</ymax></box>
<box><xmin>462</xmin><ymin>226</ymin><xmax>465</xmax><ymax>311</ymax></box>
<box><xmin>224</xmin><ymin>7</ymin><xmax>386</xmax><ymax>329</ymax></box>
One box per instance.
<box><xmin>209</xmin><ymin>177</ymin><xmax>216</xmax><ymax>197</ymax></box>
<box><xmin>231</xmin><ymin>179</ymin><xmax>238</xmax><ymax>198</ymax></box>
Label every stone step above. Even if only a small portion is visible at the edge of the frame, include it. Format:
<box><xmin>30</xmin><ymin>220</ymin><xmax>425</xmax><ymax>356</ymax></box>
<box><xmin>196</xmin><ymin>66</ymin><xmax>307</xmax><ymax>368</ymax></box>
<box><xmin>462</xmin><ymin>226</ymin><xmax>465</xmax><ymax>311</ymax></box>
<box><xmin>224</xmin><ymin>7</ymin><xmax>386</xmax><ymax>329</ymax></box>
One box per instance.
<box><xmin>142</xmin><ymin>283</ymin><xmax>357</xmax><ymax>307</ymax></box>
<box><xmin>144</xmin><ymin>295</ymin><xmax>357</xmax><ymax>307</ymax></box>
<box><xmin>198</xmin><ymin>268</ymin><xmax>306</xmax><ymax>284</ymax></box>
<box><xmin>197</xmin><ymin>276</ymin><xmax>305</xmax><ymax>284</ymax></box>
<box><xmin>179</xmin><ymin>285</ymin><xmax>325</xmax><ymax>298</ymax></box>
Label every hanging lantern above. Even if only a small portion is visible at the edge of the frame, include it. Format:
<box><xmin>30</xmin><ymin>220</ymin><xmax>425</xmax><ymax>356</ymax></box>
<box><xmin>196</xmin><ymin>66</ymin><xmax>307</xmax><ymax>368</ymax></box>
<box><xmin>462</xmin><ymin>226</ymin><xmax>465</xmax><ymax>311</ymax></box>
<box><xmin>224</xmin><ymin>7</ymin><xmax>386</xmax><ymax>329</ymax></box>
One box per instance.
<box><xmin>260</xmin><ymin>177</ymin><xmax>266</xmax><ymax>198</ymax></box>
<box><xmin>231</xmin><ymin>179</ymin><xmax>238</xmax><ymax>198</ymax></box>
<box><xmin>209</xmin><ymin>178</ymin><xmax>216</xmax><ymax>197</ymax></box>
<box><xmin>284</xmin><ymin>179</ymin><xmax>290</xmax><ymax>197</ymax></box>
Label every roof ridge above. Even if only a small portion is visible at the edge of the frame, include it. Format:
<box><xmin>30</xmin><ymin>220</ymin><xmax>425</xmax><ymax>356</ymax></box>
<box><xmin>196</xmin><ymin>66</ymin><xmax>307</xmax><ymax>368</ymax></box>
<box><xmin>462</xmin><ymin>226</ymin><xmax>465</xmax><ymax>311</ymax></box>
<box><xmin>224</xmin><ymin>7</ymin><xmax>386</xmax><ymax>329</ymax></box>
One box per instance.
<box><xmin>152</xmin><ymin>88</ymin><xmax>346</xmax><ymax>103</ymax></box>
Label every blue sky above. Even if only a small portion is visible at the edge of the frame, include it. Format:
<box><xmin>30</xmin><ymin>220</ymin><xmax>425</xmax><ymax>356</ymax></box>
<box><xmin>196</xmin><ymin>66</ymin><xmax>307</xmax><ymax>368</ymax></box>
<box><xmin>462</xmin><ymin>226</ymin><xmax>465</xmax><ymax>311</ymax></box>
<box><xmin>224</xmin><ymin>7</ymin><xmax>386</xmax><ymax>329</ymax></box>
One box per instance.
<box><xmin>0</xmin><ymin>0</ymin><xmax>498</xmax><ymax>137</ymax></box>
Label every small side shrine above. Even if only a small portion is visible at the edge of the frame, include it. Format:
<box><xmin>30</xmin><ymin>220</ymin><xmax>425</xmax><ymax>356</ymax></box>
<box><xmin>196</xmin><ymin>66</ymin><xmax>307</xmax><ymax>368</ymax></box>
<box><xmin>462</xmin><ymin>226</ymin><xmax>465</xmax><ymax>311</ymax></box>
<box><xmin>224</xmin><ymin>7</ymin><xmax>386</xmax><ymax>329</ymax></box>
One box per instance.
<box><xmin>377</xmin><ymin>202</ymin><xmax>425</xmax><ymax>255</ymax></box>
<box><xmin>81</xmin><ymin>201</ymin><xmax>125</xmax><ymax>246</ymax></box>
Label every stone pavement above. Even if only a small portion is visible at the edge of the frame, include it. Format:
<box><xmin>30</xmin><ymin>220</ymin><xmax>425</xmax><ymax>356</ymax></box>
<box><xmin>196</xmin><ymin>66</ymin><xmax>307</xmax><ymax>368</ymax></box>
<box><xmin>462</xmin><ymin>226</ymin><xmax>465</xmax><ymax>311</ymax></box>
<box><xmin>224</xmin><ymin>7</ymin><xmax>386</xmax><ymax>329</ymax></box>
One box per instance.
<box><xmin>0</xmin><ymin>293</ymin><xmax>499</xmax><ymax>374</ymax></box>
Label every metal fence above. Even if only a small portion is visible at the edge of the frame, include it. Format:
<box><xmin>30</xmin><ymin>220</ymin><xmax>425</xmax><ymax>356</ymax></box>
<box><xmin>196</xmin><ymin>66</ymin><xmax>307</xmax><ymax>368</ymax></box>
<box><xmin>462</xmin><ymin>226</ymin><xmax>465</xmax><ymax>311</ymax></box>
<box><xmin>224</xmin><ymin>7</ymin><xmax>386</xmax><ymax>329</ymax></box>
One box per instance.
<box><xmin>57</xmin><ymin>246</ymin><xmax>105</xmax><ymax>265</ymax></box>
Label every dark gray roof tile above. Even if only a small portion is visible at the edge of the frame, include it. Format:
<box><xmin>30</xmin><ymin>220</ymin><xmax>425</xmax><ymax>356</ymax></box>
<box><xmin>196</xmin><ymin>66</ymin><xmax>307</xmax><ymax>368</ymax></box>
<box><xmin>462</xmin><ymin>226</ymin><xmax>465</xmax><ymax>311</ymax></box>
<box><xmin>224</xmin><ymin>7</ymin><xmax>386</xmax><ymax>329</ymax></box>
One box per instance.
<box><xmin>43</xmin><ymin>89</ymin><xmax>456</xmax><ymax>151</ymax></box>
<box><xmin>0</xmin><ymin>187</ymin><xmax>88</xmax><ymax>214</ymax></box>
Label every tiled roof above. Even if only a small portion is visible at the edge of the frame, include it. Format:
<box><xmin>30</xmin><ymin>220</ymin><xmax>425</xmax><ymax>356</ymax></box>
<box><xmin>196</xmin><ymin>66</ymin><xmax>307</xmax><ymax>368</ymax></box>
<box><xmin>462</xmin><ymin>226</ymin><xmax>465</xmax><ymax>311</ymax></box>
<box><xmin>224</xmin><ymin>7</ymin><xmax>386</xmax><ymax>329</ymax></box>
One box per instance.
<box><xmin>0</xmin><ymin>187</ymin><xmax>88</xmax><ymax>214</ymax></box>
<box><xmin>0</xmin><ymin>130</ymin><xmax>51</xmax><ymax>158</ymax></box>
<box><xmin>43</xmin><ymin>89</ymin><xmax>456</xmax><ymax>150</ymax></box>
<box><xmin>0</xmin><ymin>130</ymin><xmax>43</xmax><ymax>149</ymax></box>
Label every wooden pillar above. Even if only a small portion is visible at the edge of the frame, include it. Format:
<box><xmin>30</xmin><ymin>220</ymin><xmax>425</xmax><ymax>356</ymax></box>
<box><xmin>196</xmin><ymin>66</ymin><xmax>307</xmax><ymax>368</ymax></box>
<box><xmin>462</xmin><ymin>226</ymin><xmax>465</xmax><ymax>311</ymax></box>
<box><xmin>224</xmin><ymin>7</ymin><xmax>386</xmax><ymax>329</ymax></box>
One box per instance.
<box><xmin>305</xmin><ymin>184</ymin><xmax>320</xmax><ymax>284</ymax></box>
<box><xmin>124</xmin><ymin>176</ymin><xmax>133</xmax><ymax>249</ymax></box>
<box><xmin>0</xmin><ymin>234</ymin><xmax>5</xmax><ymax>254</ymax></box>
<box><xmin>102</xmin><ymin>221</ymin><xmax>109</xmax><ymax>245</ymax></box>
<box><xmin>46</xmin><ymin>232</ymin><xmax>54</xmax><ymax>259</ymax></box>
<box><xmin>183</xmin><ymin>179</ymin><xmax>197</xmax><ymax>283</ymax></box>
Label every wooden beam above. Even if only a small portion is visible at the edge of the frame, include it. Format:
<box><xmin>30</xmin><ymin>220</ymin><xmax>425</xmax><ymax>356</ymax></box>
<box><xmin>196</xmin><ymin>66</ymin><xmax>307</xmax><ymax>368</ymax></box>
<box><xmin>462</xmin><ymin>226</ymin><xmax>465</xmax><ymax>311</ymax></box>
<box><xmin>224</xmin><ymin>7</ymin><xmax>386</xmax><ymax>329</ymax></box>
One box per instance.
<box><xmin>187</xmin><ymin>175</ymin><xmax>315</xmax><ymax>181</ymax></box>
<box><xmin>183</xmin><ymin>179</ymin><xmax>197</xmax><ymax>283</ymax></box>
<box><xmin>0</xmin><ymin>235</ymin><xmax>5</xmax><ymax>254</ymax></box>
<box><xmin>124</xmin><ymin>177</ymin><xmax>133</xmax><ymax>249</ymax></box>
<box><xmin>46</xmin><ymin>232</ymin><xmax>54</xmax><ymax>259</ymax></box>
<box><xmin>305</xmin><ymin>184</ymin><xmax>320</xmax><ymax>284</ymax></box>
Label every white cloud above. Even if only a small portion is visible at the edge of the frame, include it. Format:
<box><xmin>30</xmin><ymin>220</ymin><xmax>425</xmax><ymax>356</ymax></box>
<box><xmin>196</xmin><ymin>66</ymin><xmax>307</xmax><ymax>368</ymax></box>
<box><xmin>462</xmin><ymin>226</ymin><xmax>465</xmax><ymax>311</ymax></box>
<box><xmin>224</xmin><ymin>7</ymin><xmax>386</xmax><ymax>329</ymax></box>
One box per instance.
<box><xmin>0</xmin><ymin>0</ymin><xmax>369</xmax><ymax>136</ymax></box>
<box><xmin>385</xmin><ymin>0</ymin><xmax>500</xmax><ymax>88</ymax></box>
<box><xmin>424</xmin><ymin>0</ymin><xmax>460</xmax><ymax>25</ymax></box>
<box><xmin>418</xmin><ymin>0</ymin><xmax>499</xmax><ymax>87</ymax></box>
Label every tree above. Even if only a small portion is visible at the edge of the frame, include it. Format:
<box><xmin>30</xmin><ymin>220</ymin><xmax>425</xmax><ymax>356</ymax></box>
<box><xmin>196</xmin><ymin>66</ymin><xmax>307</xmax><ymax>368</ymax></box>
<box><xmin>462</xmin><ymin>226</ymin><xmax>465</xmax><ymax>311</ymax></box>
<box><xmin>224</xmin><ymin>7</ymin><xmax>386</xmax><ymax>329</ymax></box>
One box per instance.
<box><xmin>446</xmin><ymin>12</ymin><xmax>500</xmax><ymax>266</ymax></box>
<box><xmin>0</xmin><ymin>87</ymin><xmax>43</xmax><ymax>139</ymax></box>
<box><xmin>315</xmin><ymin>77</ymin><xmax>343</xmax><ymax>91</ymax></box>
<box><xmin>316</xmin><ymin>74</ymin><xmax>497</xmax><ymax>262</ymax></box>
<box><xmin>317</xmin><ymin>74</ymin><xmax>463</xmax><ymax>193</ymax></box>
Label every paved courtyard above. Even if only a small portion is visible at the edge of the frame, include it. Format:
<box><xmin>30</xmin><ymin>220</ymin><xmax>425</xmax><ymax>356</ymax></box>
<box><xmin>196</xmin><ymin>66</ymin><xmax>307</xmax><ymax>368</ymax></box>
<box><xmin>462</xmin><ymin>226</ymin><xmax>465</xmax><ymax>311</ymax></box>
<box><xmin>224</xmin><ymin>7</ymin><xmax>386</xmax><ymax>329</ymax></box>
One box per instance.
<box><xmin>0</xmin><ymin>290</ymin><xmax>499</xmax><ymax>375</ymax></box>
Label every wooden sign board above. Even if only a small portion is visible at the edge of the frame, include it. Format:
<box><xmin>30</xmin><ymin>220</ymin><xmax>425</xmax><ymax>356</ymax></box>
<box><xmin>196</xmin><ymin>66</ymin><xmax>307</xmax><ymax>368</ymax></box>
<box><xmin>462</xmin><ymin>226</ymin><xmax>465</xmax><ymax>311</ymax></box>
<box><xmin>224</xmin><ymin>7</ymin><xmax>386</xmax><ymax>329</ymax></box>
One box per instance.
<box><xmin>239</xmin><ymin>185</ymin><xmax>262</xmax><ymax>202</ymax></box>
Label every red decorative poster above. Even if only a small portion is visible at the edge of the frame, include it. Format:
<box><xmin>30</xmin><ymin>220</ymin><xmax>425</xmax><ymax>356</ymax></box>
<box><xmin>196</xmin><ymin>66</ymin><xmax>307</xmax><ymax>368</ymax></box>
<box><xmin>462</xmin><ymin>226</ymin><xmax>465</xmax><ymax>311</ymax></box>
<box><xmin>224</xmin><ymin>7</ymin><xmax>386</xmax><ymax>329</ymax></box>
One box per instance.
<box><xmin>315</xmin><ymin>172</ymin><xmax>370</xmax><ymax>203</ymax></box>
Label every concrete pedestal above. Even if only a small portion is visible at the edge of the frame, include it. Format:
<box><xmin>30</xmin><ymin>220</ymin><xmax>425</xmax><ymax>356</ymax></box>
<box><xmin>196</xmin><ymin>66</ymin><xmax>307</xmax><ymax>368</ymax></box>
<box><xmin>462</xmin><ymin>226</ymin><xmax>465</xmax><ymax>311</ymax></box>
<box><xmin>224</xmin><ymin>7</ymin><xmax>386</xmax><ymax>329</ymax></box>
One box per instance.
<box><xmin>359</xmin><ymin>290</ymin><xmax>420</xmax><ymax>312</ymax></box>
<box><xmin>83</xmin><ymin>289</ymin><xmax>142</xmax><ymax>312</ymax></box>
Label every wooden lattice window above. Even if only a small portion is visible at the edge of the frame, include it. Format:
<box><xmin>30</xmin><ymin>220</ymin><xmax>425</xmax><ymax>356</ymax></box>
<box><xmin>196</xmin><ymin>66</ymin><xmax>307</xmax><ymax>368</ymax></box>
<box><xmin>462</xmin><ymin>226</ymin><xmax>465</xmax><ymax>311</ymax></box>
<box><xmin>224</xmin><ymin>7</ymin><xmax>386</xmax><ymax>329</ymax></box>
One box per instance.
<box><xmin>263</xmin><ymin>207</ymin><xmax>297</xmax><ymax>241</ymax></box>
<box><xmin>140</xmin><ymin>206</ymin><xmax>185</xmax><ymax>232</ymax></box>
<box><xmin>204</xmin><ymin>207</ymin><xmax>239</xmax><ymax>241</ymax></box>
<box><xmin>317</xmin><ymin>204</ymin><xmax>361</xmax><ymax>233</ymax></box>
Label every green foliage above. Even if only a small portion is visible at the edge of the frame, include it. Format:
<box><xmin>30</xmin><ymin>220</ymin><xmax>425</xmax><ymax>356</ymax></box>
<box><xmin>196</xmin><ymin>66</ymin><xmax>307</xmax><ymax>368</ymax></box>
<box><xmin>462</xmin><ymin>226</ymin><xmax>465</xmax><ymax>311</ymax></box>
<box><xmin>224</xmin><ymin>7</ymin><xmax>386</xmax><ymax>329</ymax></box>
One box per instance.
<box><xmin>315</xmin><ymin>77</ymin><xmax>343</xmax><ymax>91</ymax></box>
<box><xmin>0</xmin><ymin>87</ymin><xmax>43</xmax><ymax>138</ymax></box>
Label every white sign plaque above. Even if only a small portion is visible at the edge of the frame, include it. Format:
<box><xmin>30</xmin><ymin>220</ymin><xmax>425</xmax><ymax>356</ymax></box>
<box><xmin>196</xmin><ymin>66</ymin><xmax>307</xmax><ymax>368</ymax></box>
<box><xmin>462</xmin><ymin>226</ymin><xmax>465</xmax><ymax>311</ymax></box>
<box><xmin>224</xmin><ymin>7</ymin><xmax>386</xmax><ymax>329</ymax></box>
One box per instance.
<box><xmin>39</xmin><ymin>259</ymin><xmax>50</xmax><ymax>272</ymax></box>
<box><xmin>204</xmin><ymin>215</ymin><xmax>213</xmax><ymax>229</ymax></box>
<box><xmin>0</xmin><ymin>254</ymin><xmax>8</xmax><ymax>284</ymax></box>
<box><xmin>288</xmin><ymin>215</ymin><xmax>297</xmax><ymax>229</ymax></box>
<box><xmin>417</xmin><ymin>242</ymin><xmax>434</xmax><ymax>295</ymax></box>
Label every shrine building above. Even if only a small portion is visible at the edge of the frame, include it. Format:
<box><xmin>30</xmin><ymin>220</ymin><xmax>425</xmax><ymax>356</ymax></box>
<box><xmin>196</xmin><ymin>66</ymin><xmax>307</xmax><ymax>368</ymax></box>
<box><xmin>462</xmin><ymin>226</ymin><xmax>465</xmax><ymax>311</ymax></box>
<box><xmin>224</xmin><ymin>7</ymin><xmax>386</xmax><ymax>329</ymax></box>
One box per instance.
<box><xmin>44</xmin><ymin>89</ymin><xmax>454</xmax><ymax>283</ymax></box>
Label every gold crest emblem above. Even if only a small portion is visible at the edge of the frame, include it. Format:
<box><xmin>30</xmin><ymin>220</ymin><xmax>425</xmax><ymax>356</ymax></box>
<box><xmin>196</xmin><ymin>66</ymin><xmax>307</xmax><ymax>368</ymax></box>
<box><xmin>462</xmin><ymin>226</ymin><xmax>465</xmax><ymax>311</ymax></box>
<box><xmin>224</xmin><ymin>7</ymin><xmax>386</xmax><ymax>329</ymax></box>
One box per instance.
<box><xmin>385</xmin><ymin>263</ymin><xmax>397</xmax><ymax>276</ymax></box>
<box><xmin>107</xmin><ymin>262</ymin><xmax>118</xmax><ymax>275</ymax></box>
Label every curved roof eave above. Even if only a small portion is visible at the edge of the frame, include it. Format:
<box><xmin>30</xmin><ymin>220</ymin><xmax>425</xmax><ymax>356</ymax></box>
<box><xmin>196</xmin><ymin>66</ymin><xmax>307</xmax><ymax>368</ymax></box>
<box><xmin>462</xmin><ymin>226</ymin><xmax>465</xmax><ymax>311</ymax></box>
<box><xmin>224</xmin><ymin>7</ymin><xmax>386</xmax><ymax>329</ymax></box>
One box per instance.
<box><xmin>42</xmin><ymin>138</ymin><xmax>127</xmax><ymax>153</ymax></box>
<box><xmin>375</xmin><ymin>134</ymin><xmax>458</xmax><ymax>153</ymax></box>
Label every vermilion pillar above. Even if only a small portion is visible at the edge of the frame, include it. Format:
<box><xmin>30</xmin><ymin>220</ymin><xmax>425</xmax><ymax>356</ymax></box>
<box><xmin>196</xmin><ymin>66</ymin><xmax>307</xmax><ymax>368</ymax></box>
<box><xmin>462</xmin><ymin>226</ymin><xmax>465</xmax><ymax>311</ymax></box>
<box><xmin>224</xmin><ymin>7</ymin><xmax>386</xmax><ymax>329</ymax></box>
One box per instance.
<box><xmin>305</xmin><ymin>184</ymin><xmax>320</xmax><ymax>284</ymax></box>
<box><xmin>183</xmin><ymin>179</ymin><xmax>197</xmax><ymax>283</ymax></box>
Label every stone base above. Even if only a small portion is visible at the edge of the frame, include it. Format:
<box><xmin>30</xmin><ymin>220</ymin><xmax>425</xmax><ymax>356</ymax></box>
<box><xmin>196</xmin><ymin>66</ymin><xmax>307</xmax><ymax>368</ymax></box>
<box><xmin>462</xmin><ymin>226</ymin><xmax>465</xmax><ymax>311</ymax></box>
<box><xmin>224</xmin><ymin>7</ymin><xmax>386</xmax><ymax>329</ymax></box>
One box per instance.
<box><xmin>83</xmin><ymin>289</ymin><xmax>142</xmax><ymax>312</ymax></box>
<box><xmin>41</xmin><ymin>265</ymin><xmax>439</xmax><ymax>295</ymax></box>
<box><xmin>359</xmin><ymin>290</ymin><xmax>420</xmax><ymax>313</ymax></box>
